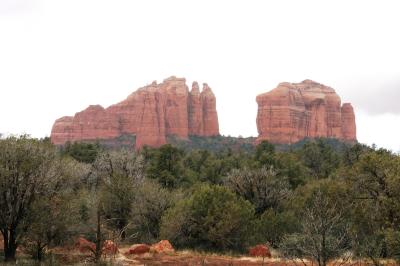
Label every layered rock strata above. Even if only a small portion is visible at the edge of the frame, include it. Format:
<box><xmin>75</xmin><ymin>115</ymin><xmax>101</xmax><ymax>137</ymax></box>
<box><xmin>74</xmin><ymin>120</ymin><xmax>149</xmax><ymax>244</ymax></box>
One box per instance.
<box><xmin>256</xmin><ymin>80</ymin><xmax>356</xmax><ymax>144</ymax></box>
<box><xmin>51</xmin><ymin>76</ymin><xmax>219</xmax><ymax>148</ymax></box>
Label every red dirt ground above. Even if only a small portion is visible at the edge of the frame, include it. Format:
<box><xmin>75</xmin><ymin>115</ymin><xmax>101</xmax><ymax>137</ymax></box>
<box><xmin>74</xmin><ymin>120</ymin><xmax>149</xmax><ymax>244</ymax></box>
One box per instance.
<box><xmin>1</xmin><ymin>241</ymin><xmax>398</xmax><ymax>266</ymax></box>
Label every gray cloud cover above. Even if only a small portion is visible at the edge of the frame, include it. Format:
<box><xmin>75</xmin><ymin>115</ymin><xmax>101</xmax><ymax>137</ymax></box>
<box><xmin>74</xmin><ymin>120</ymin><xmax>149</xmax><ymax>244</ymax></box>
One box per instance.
<box><xmin>343</xmin><ymin>79</ymin><xmax>400</xmax><ymax>115</ymax></box>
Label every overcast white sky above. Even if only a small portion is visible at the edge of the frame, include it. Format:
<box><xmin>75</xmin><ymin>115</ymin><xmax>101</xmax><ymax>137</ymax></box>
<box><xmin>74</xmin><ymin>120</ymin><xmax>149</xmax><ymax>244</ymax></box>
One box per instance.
<box><xmin>1</xmin><ymin>0</ymin><xmax>399</xmax><ymax>151</ymax></box>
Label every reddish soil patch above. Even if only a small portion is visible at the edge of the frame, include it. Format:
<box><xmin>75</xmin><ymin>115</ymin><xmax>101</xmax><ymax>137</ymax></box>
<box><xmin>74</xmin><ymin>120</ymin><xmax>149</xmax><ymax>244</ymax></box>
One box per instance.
<box><xmin>125</xmin><ymin>253</ymin><xmax>398</xmax><ymax>266</ymax></box>
<box><xmin>126</xmin><ymin>252</ymin><xmax>294</xmax><ymax>266</ymax></box>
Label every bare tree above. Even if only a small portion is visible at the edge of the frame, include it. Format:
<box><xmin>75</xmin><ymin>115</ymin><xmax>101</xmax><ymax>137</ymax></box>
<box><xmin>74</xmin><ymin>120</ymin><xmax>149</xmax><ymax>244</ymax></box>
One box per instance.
<box><xmin>82</xmin><ymin>149</ymin><xmax>145</xmax><ymax>262</ymax></box>
<box><xmin>131</xmin><ymin>179</ymin><xmax>177</xmax><ymax>242</ymax></box>
<box><xmin>22</xmin><ymin>158</ymin><xmax>89</xmax><ymax>261</ymax></box>
<box><xmin>280</xmin><ymin>189</ymin><xmax>351</xmax><ymax>266</ymax></box>
<box><xmin>225</xmin><ymin>166</ymin><xmax>291</xmax><ymax>214</ymax></box>
<box><xmin>92</xmin><ymin>149</ymin><xmax>145</xmax><ymax>185</ymax></box>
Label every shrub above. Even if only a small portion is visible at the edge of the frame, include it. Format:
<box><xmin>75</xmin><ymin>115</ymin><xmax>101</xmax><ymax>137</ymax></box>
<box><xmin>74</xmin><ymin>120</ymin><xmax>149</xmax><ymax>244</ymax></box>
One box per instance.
<box><xmin>160</xmin><ymin>185</ymin><xmax>255</xmax><ymax>252</ymax></box>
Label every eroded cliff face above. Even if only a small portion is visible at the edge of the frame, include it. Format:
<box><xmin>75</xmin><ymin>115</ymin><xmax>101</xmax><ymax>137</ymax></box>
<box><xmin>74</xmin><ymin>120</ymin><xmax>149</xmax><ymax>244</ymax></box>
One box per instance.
<box><xmin>201</xmin><ymin>83</ymin><xmax>219</xmax><ymax>137</ymax></box>
<box><xmin>51</xmin><ymin>76</ymin><xmax>219</xmax><ymax>148</ymax></box>
<box><xmin>341</xmin><ymin>103</ymin><xmax>357</xmax><ymax>141</ymax></box>
<box><xmin>188</xmin><ymin>82</ymin><xmax>203</xmax><ymax>136</ymax></box>
<box><xmin>256</xmin><ymin>80</ymin><xmax>356</xmax><ymax>144</ymax></box>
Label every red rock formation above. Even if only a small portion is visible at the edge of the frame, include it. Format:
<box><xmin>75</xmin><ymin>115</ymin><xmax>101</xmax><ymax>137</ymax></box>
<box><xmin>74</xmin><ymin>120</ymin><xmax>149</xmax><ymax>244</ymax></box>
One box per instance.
<box><xmin>188</xmin><ymin>82</ymin><xmax>204</xmax><ymax>135</ymax></box>
<box><xmin>102</xmin><ymin>240</ymin><xmax>119</xmax><ymax>256</ymax></box>
<box><xmin>75</xmin><ymin>237</ymin><xmax>96</xmax><ymax>254</ymax></box>
<box><xmin>51</xmin><ymin>76</ymin><xmax>219</xmax><ymax>148</ymax></box>
<box><xmin>341</xmin><ymin>103</ymin><xmax>357</xmax><ymax>141</ymax></box>
<box><xmin>124</xmin><ymin>244</ymin><xmax>151</xmax><ymax>255</ymax></box>
<box><xmin>256</xmin><ymin>80</ymin><xmax>356</xmax><ymax>144</ymax></box>
<box><xmin>150</xmin><ymin>240</ymin><xmax>175</xmax><ymax>253</ymax></box>
<box><xmin>249</xmin><ymin>244</ymin><xmax>271</xmax><ymax>258</ymax></box>
<box><xmin>201</xmin><ymin>83</ymin><xmax>219</xmax><ymax>136</ymax></box>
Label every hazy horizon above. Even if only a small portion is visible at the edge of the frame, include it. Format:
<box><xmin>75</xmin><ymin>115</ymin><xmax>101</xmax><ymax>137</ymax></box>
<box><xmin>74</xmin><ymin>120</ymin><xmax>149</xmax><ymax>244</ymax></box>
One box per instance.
<box><xmin>1</xmin><ymin>0</ymin><xmax>399</xmax><ymax>151</ymax></box>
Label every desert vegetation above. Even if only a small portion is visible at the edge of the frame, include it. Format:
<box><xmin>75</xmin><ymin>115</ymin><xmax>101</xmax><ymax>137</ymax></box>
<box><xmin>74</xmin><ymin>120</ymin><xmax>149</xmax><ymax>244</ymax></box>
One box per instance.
<box><xmin>0</xmin><ymin>135</ymin><xmax>399</xmax><ymax>265</ymax></box>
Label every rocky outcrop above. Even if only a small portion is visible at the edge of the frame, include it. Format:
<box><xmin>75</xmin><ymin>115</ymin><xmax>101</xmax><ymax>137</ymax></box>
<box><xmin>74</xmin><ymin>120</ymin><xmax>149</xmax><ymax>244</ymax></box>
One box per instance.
<box><xmin>150</xmin><ymin>240</ymin><xmax>175</xmax><ymax>254</ymax></box>
<box><xmin>341</xmin><ymin>103</ymin><xmax>357</xmax><ymax>141</ymax></box>
<box><xmin>201</xmin><ymin>83</ymin><xmax>220</xmax><ymax>136</ymax></box>
<box><xmin>102</xmin><ymin>240</ymin><xmax>119</xmax><ymax>256</ymax></box>
<box><xmin>249</xmin><ymin>245</ymin><xmax>272</xmax><ymax>258</ymax></box>
<box><xmin>188</xmin><ymin>82</ymin><xmax>203</xmax><ymax>135</ymax></box>
<box><xmin>51</xmin><ymin>76</ymin><xmax>219</xmax><ymax>148</ymax></box>
<box><xmin>75</xmin><ymin>237</ymin><xmax>96</xmax><ymax>254</ymax></box>
<box><xmin>256</xmin><ymin>80</ymin><xmax>356</xmax><ymax>144</ymax></box>
<box><xmin>124</xmin><ymin>244</ymin><xmax>151</xmax><ymax>255</ymax></box>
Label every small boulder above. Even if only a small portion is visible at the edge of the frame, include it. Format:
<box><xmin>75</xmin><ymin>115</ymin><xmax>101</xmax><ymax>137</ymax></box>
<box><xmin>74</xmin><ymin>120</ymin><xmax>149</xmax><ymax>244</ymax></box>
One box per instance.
<box><xmin>75</xmin><ymin>237</ymin><xmax>96</xmax><ymax>254</ymax></box>
<box><xmin>102</xmin><ymin>240</ymin><xmax>118</xmax><ymax>255</ymax></box>
<box><xmin>150</xmin><ymin>240</ymin><xmax>174</xmax><ymax>253</ymax></box>
<box><xmin>249</xmin><ymin>244</ymin><xmax>271</xmax><ymax>258</ymax></box>
<box><xmin>125</xmin><ymin>244</ymin><xmax>151</xmax><ymax>255</ymax></box>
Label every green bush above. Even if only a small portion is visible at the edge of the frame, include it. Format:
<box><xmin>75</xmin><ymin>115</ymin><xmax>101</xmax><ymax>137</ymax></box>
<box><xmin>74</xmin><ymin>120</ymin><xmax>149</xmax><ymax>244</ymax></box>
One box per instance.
<box><xmin>255</xmin><ymin>209</ymin><xmax>298</xmax><ymax>247</ymax></box>
<box><xmin>160</xmin><ymin>184</ymin><xmax>255</xmax><ymax>252</ymax></box>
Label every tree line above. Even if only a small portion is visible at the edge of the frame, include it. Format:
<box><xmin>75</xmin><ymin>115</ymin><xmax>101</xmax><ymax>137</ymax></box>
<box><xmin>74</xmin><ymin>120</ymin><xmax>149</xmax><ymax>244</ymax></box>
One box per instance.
<box><xmin>0</xmin><ymin>136</ymin><xmax>399</xmax><ymax>265</ymax></box>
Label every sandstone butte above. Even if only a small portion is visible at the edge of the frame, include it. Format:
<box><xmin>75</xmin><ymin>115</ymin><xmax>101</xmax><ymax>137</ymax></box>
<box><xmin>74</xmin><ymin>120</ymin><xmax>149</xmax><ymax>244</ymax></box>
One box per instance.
<box><xmin>51</xmin><ymin>76</ymin><xmax>219</xmax><ymax>149</ymax></box>
<box><xmin>256</xmin><ymin>79</ymin><xmax>356</xmax><ymax>144</ymax></box>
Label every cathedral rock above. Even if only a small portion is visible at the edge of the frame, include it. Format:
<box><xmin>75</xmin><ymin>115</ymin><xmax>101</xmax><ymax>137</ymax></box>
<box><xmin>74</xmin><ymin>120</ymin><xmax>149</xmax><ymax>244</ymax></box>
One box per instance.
<box><xmin>51</xmin><ymin>76</ymin><xmax>219</xmax><ymax>148</ymax></box>
<box><xmin>256</xmin><ymin>80</ymin><xmax>356</xmax><ymax>144</ymax></box>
